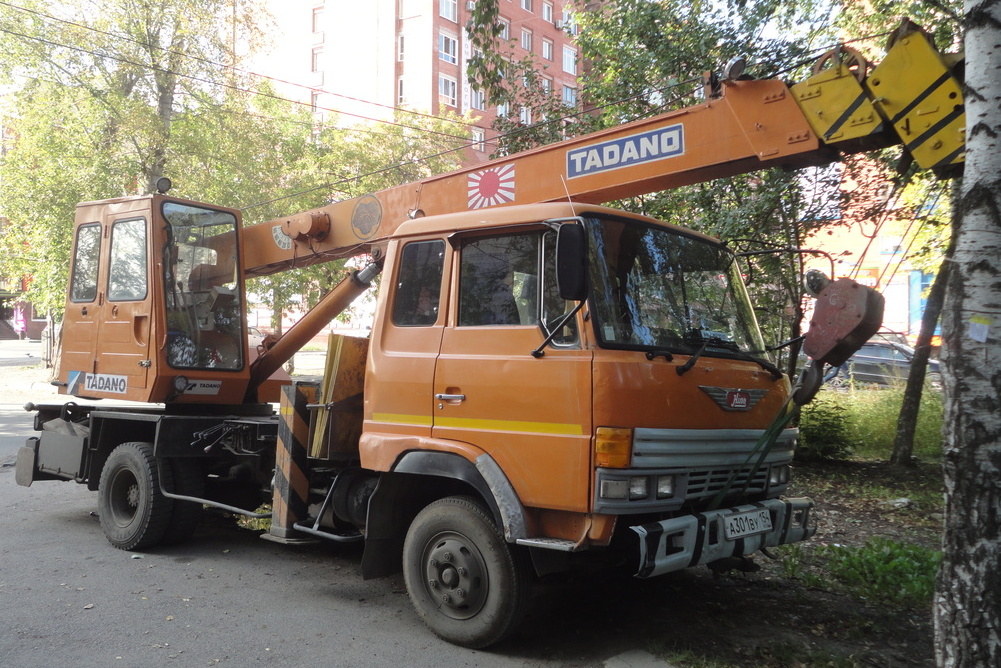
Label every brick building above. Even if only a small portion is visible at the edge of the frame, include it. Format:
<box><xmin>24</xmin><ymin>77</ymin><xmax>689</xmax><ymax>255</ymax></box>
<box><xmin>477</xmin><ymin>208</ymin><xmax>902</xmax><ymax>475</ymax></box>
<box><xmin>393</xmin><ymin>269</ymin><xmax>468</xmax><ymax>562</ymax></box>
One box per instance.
<box><xmin>259</xmin><ymin>0</ymin><xmax>582</xmax><ymax>162</ymax></box>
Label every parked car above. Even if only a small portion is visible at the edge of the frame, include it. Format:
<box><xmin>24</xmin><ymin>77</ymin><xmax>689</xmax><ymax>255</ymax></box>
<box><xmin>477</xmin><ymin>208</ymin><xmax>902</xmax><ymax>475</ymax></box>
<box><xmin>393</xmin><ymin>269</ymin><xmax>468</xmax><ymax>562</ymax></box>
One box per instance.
<box><xmin>830</xmin><ymin>334</ymin><xmax>941</xmax><ymax>388</ymax></box>
<box><xmin>247</xmin><ymin>326</ymin><xmax>265</xmax><ymax>350</ymax></box>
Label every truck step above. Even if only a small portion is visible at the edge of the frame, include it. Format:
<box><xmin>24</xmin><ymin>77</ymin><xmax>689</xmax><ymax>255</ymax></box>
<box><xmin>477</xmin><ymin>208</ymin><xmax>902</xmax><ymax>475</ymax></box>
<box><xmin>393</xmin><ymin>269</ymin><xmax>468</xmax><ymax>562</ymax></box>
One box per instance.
<box><xmin>515</xmin><ymin>537</ymin><xmax>577</xmax><ymax>552</ymax></box>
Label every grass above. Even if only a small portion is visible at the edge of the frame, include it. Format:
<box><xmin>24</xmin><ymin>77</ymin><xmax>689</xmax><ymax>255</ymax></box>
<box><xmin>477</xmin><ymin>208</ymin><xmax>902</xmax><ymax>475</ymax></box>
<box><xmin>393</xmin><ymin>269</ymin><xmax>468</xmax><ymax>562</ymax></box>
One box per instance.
<box><xmin>799</xmin><ymin>385</ymin><xmax>944</xmax><ymax>462</ymax></box>
<box><xmin>776</xmin><ymin>539</ymin><xmax>940</xmax><ymax>608</ymax></box>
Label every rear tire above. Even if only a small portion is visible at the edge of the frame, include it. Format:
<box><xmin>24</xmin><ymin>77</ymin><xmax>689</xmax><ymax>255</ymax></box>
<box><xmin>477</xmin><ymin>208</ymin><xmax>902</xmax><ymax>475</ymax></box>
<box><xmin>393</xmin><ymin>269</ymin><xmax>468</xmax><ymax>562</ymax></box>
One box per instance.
<box><xmin>98</xmin><ymin>442</ymin><xmax>173</xmax><ymax>550</ymax></box>
<box><xmin>403</xmin><ymin>496</ymin><xmax>529</xmax><ymax>648</ymax></box>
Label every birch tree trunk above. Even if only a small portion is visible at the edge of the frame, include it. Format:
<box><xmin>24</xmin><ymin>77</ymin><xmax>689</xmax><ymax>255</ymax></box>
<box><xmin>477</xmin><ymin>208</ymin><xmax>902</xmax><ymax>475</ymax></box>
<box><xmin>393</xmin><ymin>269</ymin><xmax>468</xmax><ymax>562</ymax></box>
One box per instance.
<box><xmin>934</xmin><ymin>2</ymin><xmax>1001</xmax><ymax>664</ymax></box>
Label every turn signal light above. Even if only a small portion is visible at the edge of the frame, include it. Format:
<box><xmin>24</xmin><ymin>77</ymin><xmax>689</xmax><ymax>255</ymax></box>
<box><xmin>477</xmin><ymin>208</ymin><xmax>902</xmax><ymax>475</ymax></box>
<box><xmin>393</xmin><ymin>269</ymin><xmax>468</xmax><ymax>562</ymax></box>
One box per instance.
<box><xmin>595</xmin><ymin>427</ymin><xmax>632</xmax><ymax>468</ymax></box>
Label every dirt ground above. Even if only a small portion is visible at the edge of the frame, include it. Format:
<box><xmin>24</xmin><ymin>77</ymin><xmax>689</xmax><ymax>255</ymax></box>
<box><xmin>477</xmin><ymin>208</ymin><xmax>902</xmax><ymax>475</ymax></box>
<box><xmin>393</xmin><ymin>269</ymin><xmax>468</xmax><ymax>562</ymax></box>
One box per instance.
<box><xmin>4</xmin><ymin>363</ymin><xmax>941</xmax><ymax>667</ymax></box>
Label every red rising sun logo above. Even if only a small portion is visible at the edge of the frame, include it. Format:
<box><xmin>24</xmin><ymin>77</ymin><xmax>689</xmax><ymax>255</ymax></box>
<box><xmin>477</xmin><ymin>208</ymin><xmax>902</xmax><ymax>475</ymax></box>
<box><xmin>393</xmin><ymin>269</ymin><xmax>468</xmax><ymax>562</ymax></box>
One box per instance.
<box><xmin>468</xmin><ymin>165</ymin><xmax>515</xmax><ymax>209</ymax></box>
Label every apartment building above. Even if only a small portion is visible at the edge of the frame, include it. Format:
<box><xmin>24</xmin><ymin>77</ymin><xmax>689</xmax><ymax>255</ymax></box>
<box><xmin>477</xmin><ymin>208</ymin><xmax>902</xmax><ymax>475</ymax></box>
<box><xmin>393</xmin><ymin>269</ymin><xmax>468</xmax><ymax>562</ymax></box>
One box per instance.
<box><xmin>260</xmin><ymin>0</ymin><xmax>582</xmax><ymax>161</ymax></box>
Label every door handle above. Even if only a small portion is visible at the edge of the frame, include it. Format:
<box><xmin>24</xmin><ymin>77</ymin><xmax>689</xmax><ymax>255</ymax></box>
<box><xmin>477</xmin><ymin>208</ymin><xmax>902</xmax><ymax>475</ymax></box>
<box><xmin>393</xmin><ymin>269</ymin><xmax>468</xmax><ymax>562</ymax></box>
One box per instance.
<box><xmin>434</xmin><ymin>393</ymin><xmax>466</xmax><ymax>402</ymax></box>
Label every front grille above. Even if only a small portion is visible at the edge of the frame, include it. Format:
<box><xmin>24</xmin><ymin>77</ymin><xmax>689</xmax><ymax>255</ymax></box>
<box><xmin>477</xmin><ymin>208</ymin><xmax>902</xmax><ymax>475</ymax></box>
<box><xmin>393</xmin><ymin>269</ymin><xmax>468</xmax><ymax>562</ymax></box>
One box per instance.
<box><xmin>686</xmin><ymin>466</ymin><xmax>769</xmax><ymax>499</ymax></box>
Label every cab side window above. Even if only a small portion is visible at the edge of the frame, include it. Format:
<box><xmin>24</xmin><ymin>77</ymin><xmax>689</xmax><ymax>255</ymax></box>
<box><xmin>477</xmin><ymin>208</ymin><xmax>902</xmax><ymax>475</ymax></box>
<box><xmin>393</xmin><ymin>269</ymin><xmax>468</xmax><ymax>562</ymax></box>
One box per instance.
<box><xmin>459</xmin><ymin>234</ymin><xmax>538</xmax><ymax>326</ymax></box>
<box><xmin>107</xmin><ymin>218</ymin><xmax>148</xmax><ymax>301</ymax></box>
<box><xmin>393</xmin><ymin>240</ymin><xmax>445</xmax><ymax>327</ymax></box>
<box><xmin>69</xmin><ymin>223</ymin><xmax>102</xmax><ymax>303</ymax></box>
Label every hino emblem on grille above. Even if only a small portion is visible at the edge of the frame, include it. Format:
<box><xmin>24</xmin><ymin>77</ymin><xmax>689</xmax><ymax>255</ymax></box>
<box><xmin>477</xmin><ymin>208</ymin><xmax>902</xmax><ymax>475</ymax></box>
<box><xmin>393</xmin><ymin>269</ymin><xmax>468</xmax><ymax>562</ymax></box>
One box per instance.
<box><xmin>698</xmin><ymin>386</ymin><xmax>767</xmax><ymax>411</ymax></box>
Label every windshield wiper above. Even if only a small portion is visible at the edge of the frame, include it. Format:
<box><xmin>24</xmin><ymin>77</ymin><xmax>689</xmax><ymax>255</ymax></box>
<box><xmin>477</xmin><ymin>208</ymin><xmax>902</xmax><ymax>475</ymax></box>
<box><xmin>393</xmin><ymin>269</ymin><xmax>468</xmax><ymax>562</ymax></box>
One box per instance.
<box><xmin>676</xmin><ymin>338</ymin><xmax>708</xmax><ymax>376</ymax></box>
<box><xmin>727</xmin><ymin>347</ymin><xmax>784</xmax><ymax>380</ymax></box>
<box><xmin>677</xmin><ymin>330</ymin><xmax>782</xmax><ymax>380</ymax></box>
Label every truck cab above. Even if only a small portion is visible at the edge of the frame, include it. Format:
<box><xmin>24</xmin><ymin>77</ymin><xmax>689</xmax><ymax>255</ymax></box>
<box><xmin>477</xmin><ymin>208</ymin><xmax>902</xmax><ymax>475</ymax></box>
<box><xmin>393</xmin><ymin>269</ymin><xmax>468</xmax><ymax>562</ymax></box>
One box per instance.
<box><xmin>362</xmin><ymin>202</ymin><xmax>808</xmax><ymax>573</ymax></box>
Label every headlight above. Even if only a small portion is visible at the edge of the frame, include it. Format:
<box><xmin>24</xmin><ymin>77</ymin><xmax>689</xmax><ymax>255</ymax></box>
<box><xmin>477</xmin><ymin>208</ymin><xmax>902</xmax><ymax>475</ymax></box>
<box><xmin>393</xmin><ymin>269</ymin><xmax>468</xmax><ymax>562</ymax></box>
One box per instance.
<box><xmin>628</xmin><ymin>476</ymin><xmax>648</xmax><ymax>500</ymax></box>
<box><xmin>656</xmin><ymin>475</ymin><xmax>675</xmax><ymax>498</ymax></box>
<box><xmin>769</xmin><ymin>465</ymin><xmax>791</xmax><ymax>486</ymax></box>
<box><xmin>172</xmin><ymin>375</ymin><xmax>190</xmax><ymax>394</ymax></box>
<box><xmin>600</xmin><ymin>479</ymin><xmax>629</xmax><ymax>499</ymax></box>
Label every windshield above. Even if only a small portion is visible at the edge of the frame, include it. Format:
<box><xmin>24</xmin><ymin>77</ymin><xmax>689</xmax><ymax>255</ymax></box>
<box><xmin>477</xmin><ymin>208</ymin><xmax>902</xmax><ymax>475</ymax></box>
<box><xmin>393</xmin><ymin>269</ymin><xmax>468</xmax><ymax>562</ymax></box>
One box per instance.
<box><xmin>586</xmin><ymin>216</ymin><xmax>765</xmax><ymax>355</ymax></box>
<box><xmin>162</xmin><ymin>201</ymin><xmax>244</xmax><ymax>370</ymax></box>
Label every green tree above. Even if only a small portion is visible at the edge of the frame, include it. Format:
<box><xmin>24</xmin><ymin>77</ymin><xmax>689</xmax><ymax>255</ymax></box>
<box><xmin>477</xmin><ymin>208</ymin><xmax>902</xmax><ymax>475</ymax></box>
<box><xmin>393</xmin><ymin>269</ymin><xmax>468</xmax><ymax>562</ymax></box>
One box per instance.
<box><xmin>0</xmin><ymin>0</ymin><xmax>470</xmax><ymax>327</ymax></box>
<box><xmin>0</xmin><ymin>0</ymin><xmax>265</xmax><ymax>313</ymax></box>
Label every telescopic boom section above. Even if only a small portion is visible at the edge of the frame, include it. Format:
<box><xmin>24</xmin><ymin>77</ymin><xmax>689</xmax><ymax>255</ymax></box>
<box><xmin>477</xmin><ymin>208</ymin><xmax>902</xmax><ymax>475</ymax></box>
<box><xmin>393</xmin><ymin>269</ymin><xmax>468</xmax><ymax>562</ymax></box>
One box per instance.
<box><xmin>241</xmin><ymin>78</ymin><xmax>827</xmax><ymax>278</ymax></box>
<box><xmin>240</xmin><ymin>23</ymin><xmax>963</xmax><ymax>280</ymax></box>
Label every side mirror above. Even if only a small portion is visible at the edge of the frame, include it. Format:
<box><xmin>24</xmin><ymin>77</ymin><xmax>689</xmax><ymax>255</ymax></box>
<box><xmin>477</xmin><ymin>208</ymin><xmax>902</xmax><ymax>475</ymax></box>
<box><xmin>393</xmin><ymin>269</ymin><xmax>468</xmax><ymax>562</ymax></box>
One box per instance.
<box><xmin>556</xmin><ymin>223</ymin><xmax>588</xmax><ymax>301</ymax></box>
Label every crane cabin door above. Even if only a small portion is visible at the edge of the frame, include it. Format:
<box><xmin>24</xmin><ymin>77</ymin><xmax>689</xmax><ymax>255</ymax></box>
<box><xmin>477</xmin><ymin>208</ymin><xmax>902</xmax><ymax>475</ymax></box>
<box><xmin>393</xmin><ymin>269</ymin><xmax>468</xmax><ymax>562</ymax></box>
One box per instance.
<box><xmin>61</xmin><ymin>201</ymin><xmax>152</xmax><ymax>400</ymax></box>
<box><xmin>431</xmin><ymin>228</ymin><xmax>593</xmax><ymax>514</ymax></box>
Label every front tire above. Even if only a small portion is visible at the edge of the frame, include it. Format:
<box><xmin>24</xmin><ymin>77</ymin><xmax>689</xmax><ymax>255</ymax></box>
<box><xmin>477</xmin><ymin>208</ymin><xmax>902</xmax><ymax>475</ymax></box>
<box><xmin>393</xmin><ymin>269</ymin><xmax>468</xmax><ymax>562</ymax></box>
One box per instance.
<box><xmin>98</xmin><ymin>442</ymin><xmax>173</xmax><ymax>550</ymax></box>
<box><xmin>402</xmin><ymin>496</ymin><xmax>529</xmax><ymax>648</ymax></box>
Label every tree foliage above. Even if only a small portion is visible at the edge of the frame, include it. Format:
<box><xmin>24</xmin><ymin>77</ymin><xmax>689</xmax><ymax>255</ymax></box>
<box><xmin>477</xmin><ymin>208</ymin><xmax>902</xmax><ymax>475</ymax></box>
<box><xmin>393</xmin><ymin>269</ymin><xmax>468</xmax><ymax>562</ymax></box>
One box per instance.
<box><xmin>0</xmin><ymin>0</ymin><xmax>467</xmax><ymax>323</ymax></box>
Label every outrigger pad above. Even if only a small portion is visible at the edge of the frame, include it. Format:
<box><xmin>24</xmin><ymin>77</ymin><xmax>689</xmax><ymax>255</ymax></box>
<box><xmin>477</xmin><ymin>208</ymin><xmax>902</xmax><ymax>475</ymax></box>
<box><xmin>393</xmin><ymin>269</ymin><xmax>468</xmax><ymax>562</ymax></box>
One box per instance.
<box><xmin>803</xmin><ymin>278</ymin><xmax>884</xmax><ymax>367</ymax></box>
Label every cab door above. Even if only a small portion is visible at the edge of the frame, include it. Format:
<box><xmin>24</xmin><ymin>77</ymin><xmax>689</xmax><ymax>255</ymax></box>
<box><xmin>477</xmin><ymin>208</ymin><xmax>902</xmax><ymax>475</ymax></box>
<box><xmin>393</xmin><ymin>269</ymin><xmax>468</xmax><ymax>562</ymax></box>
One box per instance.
<box><xmin>431</xmin><ymin>229</ymin><xmax>593</xmax><ymax>512</ymax></box>
<box><xmin>60</xmin><ymin>221</ymin><xmax>102</xmax><ymax>388</ymax></box>
<box><xmin>365</xmin><ymin>238</ymin><xmax>447</xmax><ymax>441</ymax></box>
<box><xmin>60</xmin><ymin>209</ymin><xmax>152</xmax><ymax>399</ymax></box>
<box><xmin>97</xmin><ymin>215</ymin><xmax>152</xmax><ymax>391</ymax></box>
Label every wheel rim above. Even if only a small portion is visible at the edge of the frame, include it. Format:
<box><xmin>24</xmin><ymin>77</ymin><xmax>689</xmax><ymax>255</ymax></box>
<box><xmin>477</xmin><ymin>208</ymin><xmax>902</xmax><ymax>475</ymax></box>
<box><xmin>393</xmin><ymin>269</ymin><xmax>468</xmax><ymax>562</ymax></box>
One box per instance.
<box><xmin>420</xmin><ymin>531</ymin><xmax>488</xmax><ymax>620</ymax></box>
<box><xmin>108</xmin><ymin>466</ymin><xmax>140</xmax><ymax>528</ymax></box>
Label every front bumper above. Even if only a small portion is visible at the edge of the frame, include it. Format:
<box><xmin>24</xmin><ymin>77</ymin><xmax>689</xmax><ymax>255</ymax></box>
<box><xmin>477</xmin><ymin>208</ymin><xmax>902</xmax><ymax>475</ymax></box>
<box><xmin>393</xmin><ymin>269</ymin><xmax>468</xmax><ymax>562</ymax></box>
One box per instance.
<box><xmin>630</xmin><ymin>497</ymin><xmax>814</xmax><ymax>578</ymax></box>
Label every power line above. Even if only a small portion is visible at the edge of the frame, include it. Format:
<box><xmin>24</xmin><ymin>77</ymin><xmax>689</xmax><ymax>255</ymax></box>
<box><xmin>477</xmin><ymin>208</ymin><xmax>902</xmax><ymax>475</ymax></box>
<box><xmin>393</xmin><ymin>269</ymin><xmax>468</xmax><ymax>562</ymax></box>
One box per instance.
<box><xmin>0</xmin><ymin>0</ymin><xmax>479</xmax><ymax>132</ymax></box>
<box><xmin>0</xmin><ymin>25</ymin><xmax>474</xmax><ymax>145</ymax></box>
<box><xmin>240</xmin><ymin>76</ymin><xmax>705</xmax><ymax>211</ymax></box>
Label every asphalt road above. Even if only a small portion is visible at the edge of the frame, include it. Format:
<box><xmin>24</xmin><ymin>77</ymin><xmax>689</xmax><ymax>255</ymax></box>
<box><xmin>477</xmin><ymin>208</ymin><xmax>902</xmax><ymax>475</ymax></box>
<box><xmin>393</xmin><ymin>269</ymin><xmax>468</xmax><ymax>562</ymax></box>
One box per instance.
<box><xmin>0</xmin><ymin>407</ymin><xmax>677</xmax><ymax>668</ymax></box>
<box><xmin>0</xmin><ymin>338</ymin><xmax>670</xmax><ymax>667</ymax></box>
<box><xmin>0</xmin><ymin>407</ymin><xmax>533</xmax><ymax>667</ymax></box>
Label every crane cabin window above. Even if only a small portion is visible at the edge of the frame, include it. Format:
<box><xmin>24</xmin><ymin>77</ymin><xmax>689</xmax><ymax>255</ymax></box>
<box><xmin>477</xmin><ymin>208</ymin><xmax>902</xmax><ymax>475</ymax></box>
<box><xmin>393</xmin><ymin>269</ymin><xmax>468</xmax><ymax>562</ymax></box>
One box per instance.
<box><xmin>69</xmin><ymin>223</ymin><xmax>102</xmax><ymax>303</ymax></box>
<box><xmin>162</xmin><ymin>202</ymin><xmax>244</xmax><ymax>370</ymax></box>
<box><xmin>107</xmin><ymin>218</ymin><xmax>148</xmax><ymax>302</ymax></box>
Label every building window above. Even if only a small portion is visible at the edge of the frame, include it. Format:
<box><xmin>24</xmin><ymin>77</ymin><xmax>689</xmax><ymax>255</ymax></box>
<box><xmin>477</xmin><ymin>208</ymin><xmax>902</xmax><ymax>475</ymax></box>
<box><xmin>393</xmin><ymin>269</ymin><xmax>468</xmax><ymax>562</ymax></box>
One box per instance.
<box><xmin>521</xmin><ymin>0</ymin><xmax>532</xmax><ymax>11</ymax></box>
<box><xmin>439</xmin><ymin>75</ymin><xmax>458</xmax><ymax>107</ymax></box>
<box><xmin>398</xmin><ymin>77</ymin><xmax>406</xmax><ymax>105</ymax></box>
<box><xmin>562</xmin><ymin>85</ymin><xmax>577</xmax><ymax>106</ymax></box>
<box><xmin>499</xmin><ymin>18</ymin><xmax>510</xmax><ymax>40</ymax></box>
<box><xmin>311</xmin><ymin>6</ymin><xmax>323</xmax><ymax>33</ymax></box>
<box><xmin>440</xmin><ymin>0</ymin><xmax>457</xmax><ymax>22</ymax></box>
<box><xmin>398</xmin><ymin>35</ymin><xmax>404</xmax><ymax>61</ymax></box>
<box><xmin>541</xmin><ymin>76</ymin><xmax>552</xmax><ymax>92</ymax></box>
<box><xmin>519</xmin><ymin>107</ymin><xmax>532</xmax><ymax>124</ymax></box>
<box><xmin>439</xmin><ymin>33</ymin><xmax>458</xmax><ymax>64</ymax></box>
<box><xmin>497</xmin><ymin>101</ymin><xmax>509</xmax><ymax>117</ymax></box>
<box><xmin>560</xmin><ymin>10</ymin><xmax>578</xmax><ymax>35</ymax></box>
<box><xmin>471</xmin><ymin>88</ymin><xmax>486</xmax><ymax>110</ymax></box>
<box><xmin>542</xmin><ymin>38</ymin><xmax>553</xmax><ymax>60</ymax></box>
<box><xmin>311</xmin><ymin>91</ymin><xmax>321</xmax><ymax>113</ymax></box>
<box><xmin>311</xmin><ymin>48</ymin><xmax>322</xmax><ymax>72</ymax></box>
<box><xmin>542</xmin><ymin>1</ymin><xmax>553</xmax><ymax>22</ymax></box>
<box><xmin>562</xmin><ymin>45</ymin><xmax>577</xmax><ymax>75</ymax></box>
<box><xmin>471</xmin><ymin>128</ymin><xmax>485</xmax><ymax>152</ymax></box>
<box><xmin>521</xmin><ymin>29</ymin><xmax>532</xmax><ymax>52</ymax></box>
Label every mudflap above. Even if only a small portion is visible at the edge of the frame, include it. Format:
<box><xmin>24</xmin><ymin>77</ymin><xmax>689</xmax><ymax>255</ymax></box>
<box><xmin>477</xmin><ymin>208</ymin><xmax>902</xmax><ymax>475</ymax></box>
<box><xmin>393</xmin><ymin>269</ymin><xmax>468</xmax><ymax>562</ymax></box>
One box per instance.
<box><xmin>15</xmin><ymin>441</ymin><xmax>38</xmax><ymax>487</ymax></box>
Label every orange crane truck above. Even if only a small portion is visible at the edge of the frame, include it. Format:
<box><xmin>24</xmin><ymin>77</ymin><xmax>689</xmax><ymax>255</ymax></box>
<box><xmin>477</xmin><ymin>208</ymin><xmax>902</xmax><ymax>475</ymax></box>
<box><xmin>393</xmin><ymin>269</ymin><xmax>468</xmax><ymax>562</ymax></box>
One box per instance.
<box><xmin>15</xmin><ymin>24</ymin><xmax>962</xmax><ymax>647</ymax></box>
